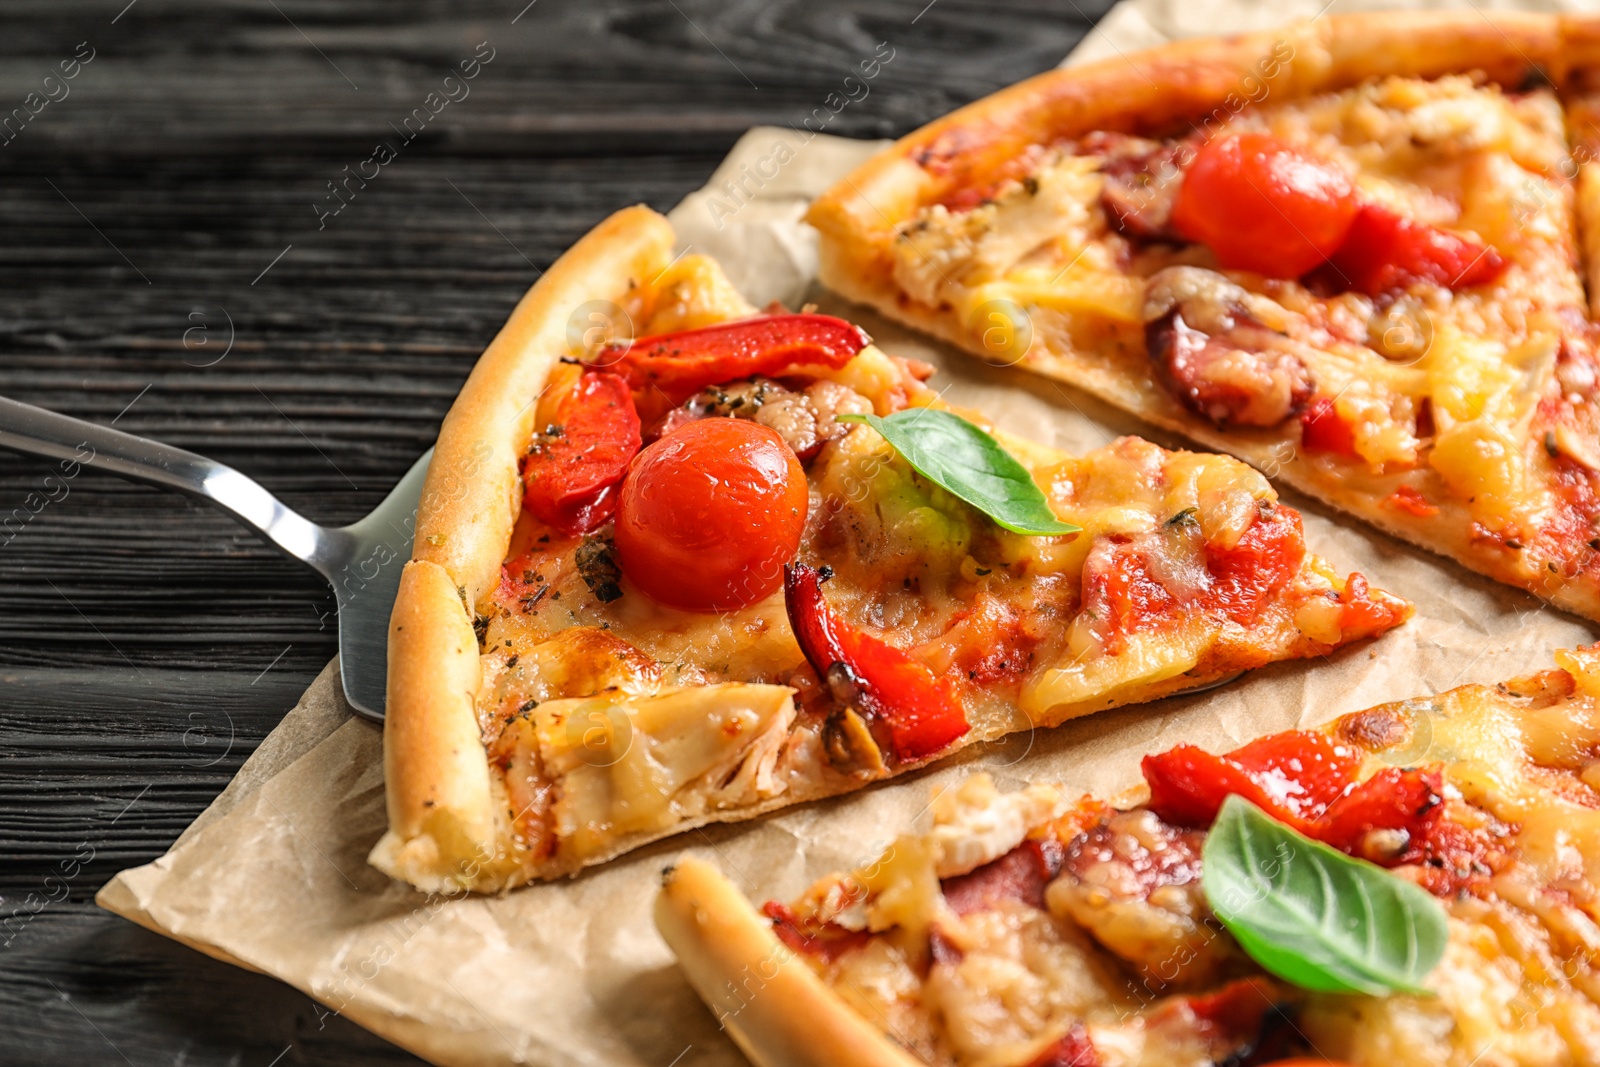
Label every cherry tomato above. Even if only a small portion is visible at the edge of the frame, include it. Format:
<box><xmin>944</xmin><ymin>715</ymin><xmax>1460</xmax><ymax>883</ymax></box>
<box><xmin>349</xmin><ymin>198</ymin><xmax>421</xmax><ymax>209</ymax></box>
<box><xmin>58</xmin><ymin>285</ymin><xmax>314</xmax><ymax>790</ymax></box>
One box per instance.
<box><xmin>1171</xmin><ymin>133</ymin><xmax>1359</xmax><ymax>277</ymax></box>
<box><xmin>1325</xmin><ymin>203</ymin><xmax>1506</xmax><ymax>295</ymax></box>
<box><xmin>614</xmin><ymin>418</ymin><xmax>807</xmax><ymax>612</ymax></box>
<box><xmin>521</xmin><ymin>371</ymin><xmax>641</xmax><ymax>536</ymax></box>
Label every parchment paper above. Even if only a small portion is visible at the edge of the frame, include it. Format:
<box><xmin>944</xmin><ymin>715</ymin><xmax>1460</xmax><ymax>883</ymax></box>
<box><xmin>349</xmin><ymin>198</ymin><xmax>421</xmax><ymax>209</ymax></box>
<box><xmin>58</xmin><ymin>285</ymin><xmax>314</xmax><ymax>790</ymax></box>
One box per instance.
<box><xmin>96</xmin><ymin>3</ymin><xmax>1600</xmax><ymax>1064</ymax></box>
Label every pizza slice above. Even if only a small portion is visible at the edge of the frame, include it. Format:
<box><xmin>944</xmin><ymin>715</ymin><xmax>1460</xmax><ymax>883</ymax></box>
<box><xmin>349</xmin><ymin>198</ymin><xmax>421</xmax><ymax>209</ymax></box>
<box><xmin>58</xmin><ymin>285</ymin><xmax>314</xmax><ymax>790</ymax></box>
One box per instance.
<box><xmin>659</xmin><ymin>644</ymin><xmax>1600</xmax><ymax>1067</ymax></box>
<box><xmin>372</xmin><ymin>205</ymin><xmax>1407</xmax><ymax>893</ymax></box>
<box><xmin>807</xmin><ymin>11</ymin><xmax>1600</xmax><ymax>622</ymax></box>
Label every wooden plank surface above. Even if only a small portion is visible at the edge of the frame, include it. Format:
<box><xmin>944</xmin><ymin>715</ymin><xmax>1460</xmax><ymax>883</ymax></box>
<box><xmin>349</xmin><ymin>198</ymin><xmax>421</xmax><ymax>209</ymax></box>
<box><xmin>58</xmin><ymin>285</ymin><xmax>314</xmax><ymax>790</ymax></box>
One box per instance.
<box><xmin>0</xmin><ymin>1</ymin><xmax>1109</xmax><ymax>1062</ymax></box>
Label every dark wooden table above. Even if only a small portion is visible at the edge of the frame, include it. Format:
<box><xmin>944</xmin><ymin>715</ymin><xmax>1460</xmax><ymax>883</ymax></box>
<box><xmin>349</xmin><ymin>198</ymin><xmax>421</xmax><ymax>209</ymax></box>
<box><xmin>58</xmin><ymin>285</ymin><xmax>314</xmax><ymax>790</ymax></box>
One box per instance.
<box><xmin>0</xmin><ymin>1</ymin><xmax>1112</xmax><ymax>1063</ymax></box>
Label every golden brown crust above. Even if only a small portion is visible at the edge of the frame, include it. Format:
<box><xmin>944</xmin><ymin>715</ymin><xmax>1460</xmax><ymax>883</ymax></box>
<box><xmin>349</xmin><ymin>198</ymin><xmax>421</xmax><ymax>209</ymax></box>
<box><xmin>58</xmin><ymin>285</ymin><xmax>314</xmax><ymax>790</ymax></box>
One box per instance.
<box><xmin>1563</xmin><ymin>18</ymin><xmax>1600</xmax><ymax>322</ymax></box>
<box><xmin>410</xmin><ymin>205</ymin><xmax>675</xmax><ymax>606</ymax></box>
<box><xmin>655</xmin><ymin>859</ymin><xmax>926</xmax><ymax>1067</ymax></box>
<box><xmin>808</xmin><ymin>11</ymin><xmax>1600</xmax><ymax>624</ymax></box>
<box><xmin>371</xmin><ymin>559</ymin><xmax>491</xmax><ymax>889</ymax></box>
<box><xmin>1578</xmin><ymin>165</ymin><xmax>1600</xmax><ymax>320</ymax></box>
<box><xmin>372</xmin><ymin>205</ymin><xmax>676</xmax><ymax>891</ymax></box>
<box><xmin>1571</xmin><ymin>95</ymin><xmax>1600</xmax><ymax>322</ymax></box>
<box><xmin>1320</xmin><ymin>10</ymin><xmax>1558</xmax><ymax>85</ymax></box>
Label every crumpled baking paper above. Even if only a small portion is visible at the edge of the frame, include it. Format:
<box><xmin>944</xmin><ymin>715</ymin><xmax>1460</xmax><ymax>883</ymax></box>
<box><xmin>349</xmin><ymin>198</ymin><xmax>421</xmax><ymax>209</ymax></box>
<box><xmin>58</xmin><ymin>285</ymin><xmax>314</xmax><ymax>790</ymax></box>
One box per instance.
<box><xmin>96</xmin><ymin>2</ymin><xmax>1600</xmax><ymax>1064</ymax></box>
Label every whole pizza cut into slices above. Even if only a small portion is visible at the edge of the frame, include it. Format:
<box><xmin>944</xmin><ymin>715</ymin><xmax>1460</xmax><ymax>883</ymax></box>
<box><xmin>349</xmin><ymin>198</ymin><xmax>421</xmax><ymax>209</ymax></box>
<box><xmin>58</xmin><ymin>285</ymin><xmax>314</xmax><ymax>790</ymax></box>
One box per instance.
<box><xmin>371</xmin><ymin>205</ymin><xmax>1407</xmax><ymax>892</ymax></box>
<box><xmin>659</xmin><ymin>644</ymin><xmax>1600</xmax><ymax>1067</ymax></box>
<box><xmin>807</xmin><ymin>11</ymin><xmax>1600</xmax><ymax>622</ymax></box>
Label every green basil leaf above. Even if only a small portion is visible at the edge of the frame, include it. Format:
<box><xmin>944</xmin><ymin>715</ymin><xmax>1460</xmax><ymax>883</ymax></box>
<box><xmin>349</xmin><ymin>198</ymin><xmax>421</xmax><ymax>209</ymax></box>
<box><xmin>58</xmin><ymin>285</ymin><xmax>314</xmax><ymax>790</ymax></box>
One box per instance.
<box><xmin>1202</xmin><ymin>795</ymin><xmax>1448</xmax><ymax>997</ymax></box>
<box><xmin>837</xmin><ymin>409</ymin><xmax>1080</xmax><ymax>536</ymax></box>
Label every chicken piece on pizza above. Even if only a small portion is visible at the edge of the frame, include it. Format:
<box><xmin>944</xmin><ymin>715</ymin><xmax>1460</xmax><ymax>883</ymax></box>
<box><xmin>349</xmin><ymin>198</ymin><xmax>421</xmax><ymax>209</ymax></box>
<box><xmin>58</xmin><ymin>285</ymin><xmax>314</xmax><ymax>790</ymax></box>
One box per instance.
<box><xmin>809</xmin><ymin>11</ymin><xmax>1600</xmax><ymax>623</ymax></box>
<box><xmin>660</xmin><ymin>645</ymin><xmax>1600</xmax><ymax>1067</ymax></box>
<box><xmin>372</xmin><ymin>205</ymin><xmax>1406</xmax><ymax>893</ymax></box>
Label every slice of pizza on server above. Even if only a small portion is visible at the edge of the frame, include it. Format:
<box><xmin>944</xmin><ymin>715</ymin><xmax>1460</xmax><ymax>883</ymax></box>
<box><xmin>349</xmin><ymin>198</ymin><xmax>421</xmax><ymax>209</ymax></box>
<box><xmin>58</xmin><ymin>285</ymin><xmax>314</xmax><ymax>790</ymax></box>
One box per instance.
<box><xmin>372</xmin><ymin>205</ymin><xmax>1407</xmax><ymax>893</ymax></box>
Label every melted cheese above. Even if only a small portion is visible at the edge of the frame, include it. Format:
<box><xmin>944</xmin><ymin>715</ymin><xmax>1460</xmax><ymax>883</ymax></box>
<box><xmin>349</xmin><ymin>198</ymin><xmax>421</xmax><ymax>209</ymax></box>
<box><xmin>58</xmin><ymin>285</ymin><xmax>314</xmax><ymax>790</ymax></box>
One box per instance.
<box><xmin>963</xmin><ymin>265</ymin><xmax>1144</xmax><ymax>330</ymax></box>
<box><xmin>928</xmin><ymin>776</ymin><xmax>1069</xmax><ymax>878</ymax></box>
<box><xmin>1314</xmin><ymin>665</ymin><xmax>1600</xmax><ymax>1064</ymax></box>
<box><xmin>1024</xmin><ymin>624</ymin><xmax>1208</xmax><ymax>720</ymax></box>
<box><xmin>1556</xmin><ymin>647</ymin><xmax>1600</xmax><ymax>698</ymax></box>
<box><xmin>536</xmin><ymin>684</ymin><xmax>795</xmax><ymax>860</ymax></box>
<box><xmin>894</xmin><ymin>155</ymin><xmax>1103</xmax><ymax>309</ymax></box>
<box><xmin>925</xmin><ymin>906</ymin><xmax>1127</xmax><ymax>1061</ymax></box>
<box><xmin>1426</xmin><ymin>329</ymin><xmax>1555</xmax><ymax>536</ymax></box>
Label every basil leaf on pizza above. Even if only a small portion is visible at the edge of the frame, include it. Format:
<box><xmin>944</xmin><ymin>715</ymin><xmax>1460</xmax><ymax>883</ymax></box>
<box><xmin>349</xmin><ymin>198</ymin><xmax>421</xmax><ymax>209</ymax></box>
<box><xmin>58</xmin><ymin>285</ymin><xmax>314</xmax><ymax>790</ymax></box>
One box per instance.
<box><xmin>838</xmin><ymin>409</ymin><xmax>1080</xmax><ymax>536</ymax></box>
<box><xmin>1203</xmin><ymin>794</ymin><xmax>1448</xmax><ymax>997</ymax></box>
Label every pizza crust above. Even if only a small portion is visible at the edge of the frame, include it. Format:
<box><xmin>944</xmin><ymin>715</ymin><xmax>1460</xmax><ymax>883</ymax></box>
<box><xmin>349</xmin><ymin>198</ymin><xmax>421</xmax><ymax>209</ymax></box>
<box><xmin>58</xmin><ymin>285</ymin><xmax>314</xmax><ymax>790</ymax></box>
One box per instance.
<box><xmin>372</xmin><ymin>205</ymin><xmax>676</xmax><ymax>892</ymax></box>
<box><xmin>656</xmin><ymin>858</ymin><xmax>925</xmax><ymax>1067</ymax></box>
<box><xmin>808</xmin><ymin>11</ymin><xmax>1600</xmax><ymax>624</ymax></box>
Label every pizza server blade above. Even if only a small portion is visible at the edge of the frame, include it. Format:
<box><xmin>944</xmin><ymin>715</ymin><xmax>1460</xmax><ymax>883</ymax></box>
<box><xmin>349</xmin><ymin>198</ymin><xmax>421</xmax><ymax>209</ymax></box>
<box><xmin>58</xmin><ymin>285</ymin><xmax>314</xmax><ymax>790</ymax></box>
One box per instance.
<box><xmin>0</xmin><ymin>394</ymin><xmax>428</xmax><ymax>723</ymax></box>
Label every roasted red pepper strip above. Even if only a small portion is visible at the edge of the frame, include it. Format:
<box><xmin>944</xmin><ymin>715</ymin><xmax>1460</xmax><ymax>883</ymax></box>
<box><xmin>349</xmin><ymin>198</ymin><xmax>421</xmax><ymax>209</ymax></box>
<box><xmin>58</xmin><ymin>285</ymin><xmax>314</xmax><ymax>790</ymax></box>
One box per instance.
<box><xmin>1144</xmin><ymin>731</ymin><xmax>1362</xmax><ymax>835</ymax></box>
<box><xmin>1143</xmin><ymin>729</ymin><xmax>1448</xmax><ymax>868</ymax></box>
<box><xmin>784</xmin><ymin>562</ymin><xmax>969</xmax><ymax>762</ymax></box>
<box><xmin>520</xmin><ymin>371</ymin><xmax>641</xmax><ymax>536</ymax></box>
<box><xmin>1316</xmin><ymin>765</ymin><xmax>1444</xmax><ymax>863</ymax></box>
<box><xmin>1084</xmin><ymin>546</ymin><xmax>1178</xmax><ymax>653</ymax></box>
<box><xmin>596</xmin><ymin>313</ymin><xmax>871</xmax><ymax>406</ymax></box>
<box><xmin>1325</xmin><ymin>203</ymin><xmax>1507</xmax><ymax>295</ymax></box>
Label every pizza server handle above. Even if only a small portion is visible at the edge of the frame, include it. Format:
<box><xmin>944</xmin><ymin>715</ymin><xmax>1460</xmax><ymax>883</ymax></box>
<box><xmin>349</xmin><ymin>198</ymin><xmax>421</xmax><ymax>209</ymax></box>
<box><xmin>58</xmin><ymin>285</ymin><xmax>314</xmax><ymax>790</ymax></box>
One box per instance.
<box><xmin>0</xmin><ymin>393</ymin><xmax>356</xmax><ymax>578</ymax></box>
<box><xmin>0</xmin><ymin>392</ymin><xmax>435</xmax><ymax>721</ymax></box>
